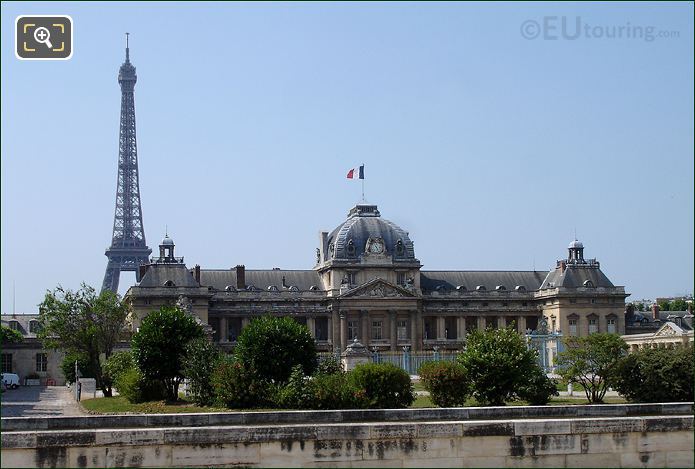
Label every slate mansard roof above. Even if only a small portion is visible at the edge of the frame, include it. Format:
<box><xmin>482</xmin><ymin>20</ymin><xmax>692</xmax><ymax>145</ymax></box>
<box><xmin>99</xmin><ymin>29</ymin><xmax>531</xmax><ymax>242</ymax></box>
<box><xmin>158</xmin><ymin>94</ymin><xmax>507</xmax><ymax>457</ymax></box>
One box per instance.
<box><xmin>200</xmin><ymin>270</ymin><xmax>323</xmax><ymax>291</ymax></box>
<box><xmin>539</xmin><ymin>265</ymin><xmax>615</xmax><ymax>289</ymax></box>
<box><xmin>420</xmin><ymin>271</ymin><xmax>548</xmax><ymax>293</ymax></box>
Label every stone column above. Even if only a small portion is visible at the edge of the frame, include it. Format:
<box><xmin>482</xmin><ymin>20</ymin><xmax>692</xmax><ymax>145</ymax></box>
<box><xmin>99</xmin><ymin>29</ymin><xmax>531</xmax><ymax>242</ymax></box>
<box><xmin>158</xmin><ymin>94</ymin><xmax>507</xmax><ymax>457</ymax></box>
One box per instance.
<box><xmin>437</xmin><ymin>317</ymin><xmax>445</xmax><ymax>339</ymax></box>
<box><xmin>340</xmin><ymin>312</ymin><xmax>347</xmax><ymax>352</ymax></box>
<box><xmin>307</xmin><ymin>317</ymin><xmax>316</xmax><ymax>338</ymax></box>
<box><xmin>410</xmin><ymin>311</ymin><xmax>418</xmax><ymax>351</ymax></box>
<box><xmin>389</xmin><ymin>311</ymin><xmax>397</xmax><ymax>351</ymax></box>
<box><xmin>360</xmin><ymin>310</ymin><xmax>369</xmax><ymax>344</ymax></box>
<box><xmin>331</xmin><ymin>309</ymin><xmax>339</xmax><ymax>348</ymax></box>
<box><xmin>412</xmin><ymin>309</ymin><xmax>422</xmax><ymax>351</ymax></box>
<box><xmin>477</xmin><ymin>315</ymin><xmax>486</xmax><ymax>331</ymax></box>
<box><xmin>498</xmin><ymin>316</ymin><xmax>506</xmax><ymax>329</ymax></box>
<box><xmin>457</xmin><ymin>317</ymin><xmax>465</xmax><ymax>340</ymax></box>
<box><xmin>242</xmin><ymin>317</ymin><xmax>250</xmax><ymax>329</ymax></box>
<box><xmin>220</xmin><ymin>317</ymin><xmax>228</xmax><ymax>342</ymax></box>
<box><xmin>519</xmin><ymin>316</ymin><xmax>527</xmax><ymax>333</ymax></box>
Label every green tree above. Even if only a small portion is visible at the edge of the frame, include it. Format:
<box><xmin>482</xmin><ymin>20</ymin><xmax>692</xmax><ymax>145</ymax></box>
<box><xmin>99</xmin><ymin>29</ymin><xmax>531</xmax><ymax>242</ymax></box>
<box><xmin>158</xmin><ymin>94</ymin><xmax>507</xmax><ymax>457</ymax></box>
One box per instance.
<box><xmin>234</xmin><ymin>315</ymin><xmax>317</xmax><ymax>383</ymax></box>
<box><xmin>349</xmin><ymin>362</ymin><xmax>414</xmax><ymax>409</ymax></box>
<box><xmin>182</xmin><ymin>338</ymin><xmax>222</xmax><ymax>406</ymax></box>
<box><xmin>669</xmin><ymin>299</ymin><xmax>688</xmax><ymax>311</ymax></box>
<box><xmin>613</xmin><ymin>345</ymin><xmax>694</xmax><ymax>403</ymax></box>
<box><xmin>102</xmin><ymin>351</ymin><xmax>135</xmax><ymax>385</ymax></box>
<box><xmin>458</xmin><ymin>327</ymin><xmax>539</xmax><ymax>406</ymax></box>
<box><xmin>1</xmin><ymin>325</ymin><xmax>23</xmax><ymax>344</ymax></box>
<box><xmin>38</xmin><ymin>284</ymin><xmax>128</xmax><ymax>397</ymax></box>
<box><xmin>557</xmin><ymin>333</ymin><xmax>628</xmax><ymax>403</ymax></box>
<box><xmin>60</xmin><ymin>351</ymin><xmax>96</xmax><ymax>385</ymax></box>
<box><xmin>131</xmin><ymin>306</ymin><xmax>204</xmax><ymax>401</ymax></box>
<box><xmin>658</xmin><ymin>301</ymin><xmax>670</xmax><ymax>312</ymax></box>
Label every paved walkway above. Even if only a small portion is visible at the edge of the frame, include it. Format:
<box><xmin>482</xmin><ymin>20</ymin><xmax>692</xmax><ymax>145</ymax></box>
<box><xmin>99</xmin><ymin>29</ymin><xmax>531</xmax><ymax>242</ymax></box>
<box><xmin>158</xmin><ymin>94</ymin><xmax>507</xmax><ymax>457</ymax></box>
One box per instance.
<box><xmin>1</xmin><ymin>386</ymin><xmax>84</xmax><ymax>417</ymax></box>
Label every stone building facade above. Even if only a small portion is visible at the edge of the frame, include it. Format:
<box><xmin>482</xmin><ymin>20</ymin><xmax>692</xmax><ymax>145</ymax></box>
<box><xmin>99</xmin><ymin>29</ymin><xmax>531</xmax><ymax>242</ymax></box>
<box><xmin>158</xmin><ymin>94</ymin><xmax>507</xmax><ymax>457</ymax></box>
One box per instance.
<box><xmin>126</xmin><ymin>203</ymin><xmax>628</xmax><ymax>352</ymax></box>
<box><xmin>1</xmin><ymin>315</ymin><xmax>65</xmax><ymax>385</ymax></box>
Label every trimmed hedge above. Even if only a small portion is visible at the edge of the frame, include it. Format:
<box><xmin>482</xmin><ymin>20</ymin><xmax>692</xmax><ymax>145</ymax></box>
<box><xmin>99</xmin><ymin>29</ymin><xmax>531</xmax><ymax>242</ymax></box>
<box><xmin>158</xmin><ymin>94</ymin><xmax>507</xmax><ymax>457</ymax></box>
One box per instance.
<box><xmin>349</xmin><ymin>363</ymin><xmax>414</xmax><ymax>408</ymax></box>
<box><xmin>418</xmin><ymin>361</ymin><xmax>469</xmax><ymax>407</ymax></box>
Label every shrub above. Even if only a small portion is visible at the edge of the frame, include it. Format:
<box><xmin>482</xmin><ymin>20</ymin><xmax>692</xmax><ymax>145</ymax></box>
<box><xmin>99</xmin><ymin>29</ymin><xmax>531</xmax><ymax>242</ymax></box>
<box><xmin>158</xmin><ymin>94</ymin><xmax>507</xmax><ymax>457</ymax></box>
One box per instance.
<box><xmin>234</xmin><ymin>315</ymin><xmax>317</xmax><ymax>384</ymax></box>
<box><xmin>274</xmin><ymin>365</ymin><xmax>314</xmax><ymax>409</ymax></box>
<box><xmin>310</xmin><ymin>372</ymin><xmax>366</xmax><ymax>409</ymax></box>
<box><xmin>517</xmin><ymin>368</ymin><xmax>559</xmax><ymax>405</ymax></box>
<box><xmin>316</xmin><ymin>356</ymin><xmax>343</xmax><ymax>376</ymax></box>
<box><xmin>613</xmin><ymin>345</ymin><xmax>694</xmax><ymax>403</ymax></box>
<box><xmin>418</xmin><ymin>361</ymin><xmax>469</xmax><ymax>407</ymax></box>
<box><xmin>102</xmin><ymin>351</ymin><xmax>135</xmax><ymax>385</ymax></box>
<box><xmin>211</xmin><ymin>356</ymin><xmax>270</xmax><ymax>409</ymax></box>
<box><xmin>114</xmin><ymin>368</ymin><xmax>166</xmax><ymax>404</ymax></box>
<box><xmin>131</xmin><ymin>306</ymin><xmax>205</xmax><ymax>400</ymax></box>
<box><xmin>182</xmin><ymin>338</ymin><xmax>222</xmax><ymax>406</ymax></box>
<box><xmin>458</xmin><ymin>327</ymin><xmax>538</xmax><ymax>405</ymax></box>
<box><xmin>349</xmin><ymin>363</ymin><xmax>414</xmax><ymax>408</ymax></box>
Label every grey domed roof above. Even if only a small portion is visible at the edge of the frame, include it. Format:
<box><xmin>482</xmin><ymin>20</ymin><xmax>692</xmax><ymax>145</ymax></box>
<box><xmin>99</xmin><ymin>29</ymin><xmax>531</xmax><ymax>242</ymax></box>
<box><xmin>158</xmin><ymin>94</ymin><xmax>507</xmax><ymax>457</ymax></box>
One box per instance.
<box><xmin>326</xmin><ymin>204</ymin><xmax>416</xmax><ymax>261</ymax></box>
<box><xmin>161</xmin><ymin>235</ymin><xmax>174</xmax><ymax>246</ymax></box>
<box><xmin>568</xmin><ymin>239</ymin><xmax>583</xmax><ymax>249</ymax></box>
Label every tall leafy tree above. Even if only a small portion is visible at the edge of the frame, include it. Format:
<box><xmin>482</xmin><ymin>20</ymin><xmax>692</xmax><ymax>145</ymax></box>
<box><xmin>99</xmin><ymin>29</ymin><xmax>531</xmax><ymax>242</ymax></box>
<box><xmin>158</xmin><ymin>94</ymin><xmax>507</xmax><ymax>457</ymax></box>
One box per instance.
<box><xmin>131</xmin><ymin>306</ymin><xmax>205</xmax><ymax>400</ymax></box>
<box><xmin>234</xmin><ymin>315</ymin><xmax>317</xmax><ymax>384</ymax></box>
<box><xmin>557</xmin><ymin>333</ymin><xmax>628</xmax><ymax>403</ymax></box>
<box><xmin>458</xmin><ymin>327</ymin><xmax>539</xmax><ymax>406</ymax></box>
<box><xmin>38</xmin><ymin>284</ymin><xmax>128</xmax><ymax>396</ymax></box>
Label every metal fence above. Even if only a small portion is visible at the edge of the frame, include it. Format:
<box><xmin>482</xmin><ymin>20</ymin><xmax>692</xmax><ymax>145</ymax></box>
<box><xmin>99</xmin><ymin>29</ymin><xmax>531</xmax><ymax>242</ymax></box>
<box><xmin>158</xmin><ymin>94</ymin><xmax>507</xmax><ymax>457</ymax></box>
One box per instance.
<box><xmin>319</xmin><ymin>349</ymin><xmax>459</xmax><ymax>375</ymax></box>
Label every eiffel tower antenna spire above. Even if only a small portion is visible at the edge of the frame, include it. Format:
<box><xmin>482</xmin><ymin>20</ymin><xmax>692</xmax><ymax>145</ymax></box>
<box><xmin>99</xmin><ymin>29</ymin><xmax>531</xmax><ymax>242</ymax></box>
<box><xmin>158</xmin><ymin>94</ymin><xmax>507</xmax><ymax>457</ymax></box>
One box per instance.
<box><xmin>102</xmin><ymin>37</ymin><xmax>152</xmax><ymax>293</ymax></box>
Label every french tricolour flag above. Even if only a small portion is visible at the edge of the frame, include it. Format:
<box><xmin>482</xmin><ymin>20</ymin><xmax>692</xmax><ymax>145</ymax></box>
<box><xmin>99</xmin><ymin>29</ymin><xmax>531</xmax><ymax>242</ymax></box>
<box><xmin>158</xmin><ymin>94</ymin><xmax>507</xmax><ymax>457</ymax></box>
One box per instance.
<box><xmin>346</xmin><ymin>165</ymin><xmax>365</xmax><ymax>180</ymax></box>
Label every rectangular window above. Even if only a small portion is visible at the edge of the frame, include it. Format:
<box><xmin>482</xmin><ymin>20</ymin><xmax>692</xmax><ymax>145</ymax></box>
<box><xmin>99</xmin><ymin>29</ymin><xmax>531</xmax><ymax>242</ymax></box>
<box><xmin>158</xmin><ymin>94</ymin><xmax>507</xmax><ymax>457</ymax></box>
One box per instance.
<box><xmin>228</xmin><ymin>318</ymin><xmax>242</xmax><ymax>341</ymax></box>
<box><xmin>315</xmin><ymin>317</ymin><xmax>328</xmax><ymax>341</ymax></box>
<box><xmin>1</xmin><ymin>353</ymin><xmax>12</xmax><ymax>373</ymax></box>
<box><xmin>347</xmin><ymin>272</ymin><xmax>357</xmax><ymax>285</ymax></box>
<box><xmin>29</xmin><ymin>321</ymin><xmax>42</xmax><ymax>333</ymax></box>
<box><xmin>607</xmin><ymin>318</ymin><xmax>616</xmax><ymax>334</ymax></box>
<box><xmin>36</xmin><ymin>353</ymin><xmax>47</xmax><ymax>372</ymax></box>
<box><xmin>423</xmin><ymin>317</ymin><xmax>437</xmax><ymax>340</ymax></box>
<box><xmin>347</xmin><ymin>320</ymin><xmax>359</xmax><ymax>341</ymax></box>
<box><xmin>371</xmin><ymin>321</ymin><xmax>383</xmax><ymax>340</ymax></box>
<box><xmin>588</xmin><ymin>318</ymin><xmax>598</xmax><ymax>334</ymax></box>
<box><xmin>397</xmin><ymin>272</ymin><xmax>406</xmax><ymax>286</ymax></box>
<box><xmin>569</xmin><ymin>319</ymin><xmax>578</xmax><ymax>336</ymax></box>
<box><xmin>9</xmin><ymin>321</ymin><xmax>19</xmax><ymax>331</ymax></box>
<box><xmin>591</xmin><ymin>298</ymin><xmax>597</xmax><ymax>304</ymax></box>
<box><xmin>485</xmin><ymin>317</ymin><xmax>497</xmax><ymax>329</ymax></box>
<box><xmin>294</xmin><ymin>316</ymin><xmax>307</xmax><ymax>327</ymax></box>
<box><xmin>397</xmin><ymin>320</ymin><xmax>408</xmax><ymax>340</ymax></box>
<box><xmin>445</xmin><ymin>317</ymin><xmax>457</xmax><ymax>339</ymax></box>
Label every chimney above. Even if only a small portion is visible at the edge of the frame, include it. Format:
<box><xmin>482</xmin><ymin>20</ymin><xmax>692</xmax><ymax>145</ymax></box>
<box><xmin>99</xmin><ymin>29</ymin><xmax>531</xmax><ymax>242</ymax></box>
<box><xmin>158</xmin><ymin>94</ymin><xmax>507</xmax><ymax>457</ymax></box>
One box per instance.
<box><xmin>560</xmin><ymin>260</ymin><xmax>566</xmax><ymax>273</ymax></box>
<box><xmin>235</xmin><ymin>265</ymin><xmax>246</xmax><ymax>290</ymax></box>
<box><xmin>194</xmin><ymin>265</ymin><xmax>201</xmax><ymax>284</ymax></box>
<box><xmin>652</xmin><ymin>303</ymin><xmax>660</xmax><ymax>321</ymax></box>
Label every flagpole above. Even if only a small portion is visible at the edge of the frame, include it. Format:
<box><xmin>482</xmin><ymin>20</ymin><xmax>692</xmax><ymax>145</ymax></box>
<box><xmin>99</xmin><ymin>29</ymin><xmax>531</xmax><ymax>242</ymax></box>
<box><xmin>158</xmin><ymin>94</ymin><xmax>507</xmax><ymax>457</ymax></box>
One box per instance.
<box><xmin>361</xmin><ymin>163</ymin><xmax>365</xmax><ymax>202</ymax></box>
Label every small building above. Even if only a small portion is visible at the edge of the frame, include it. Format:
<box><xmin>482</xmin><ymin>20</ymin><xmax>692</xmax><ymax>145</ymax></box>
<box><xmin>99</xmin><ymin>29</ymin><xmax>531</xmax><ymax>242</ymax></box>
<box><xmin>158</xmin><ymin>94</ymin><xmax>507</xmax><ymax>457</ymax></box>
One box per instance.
<box><xmin>1</xmin><ymin>315</ymin><xmax>65</xmax><ymax>385</ymax></box>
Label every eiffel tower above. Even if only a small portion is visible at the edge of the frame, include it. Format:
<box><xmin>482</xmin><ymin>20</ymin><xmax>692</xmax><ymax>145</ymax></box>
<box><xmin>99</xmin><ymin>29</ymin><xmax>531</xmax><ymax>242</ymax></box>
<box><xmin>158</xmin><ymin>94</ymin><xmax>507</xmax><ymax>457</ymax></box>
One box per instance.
<box><xmin>102</xmin><ymin>34</ymin><xmax>151</xmax><ymax>293</ymax></box>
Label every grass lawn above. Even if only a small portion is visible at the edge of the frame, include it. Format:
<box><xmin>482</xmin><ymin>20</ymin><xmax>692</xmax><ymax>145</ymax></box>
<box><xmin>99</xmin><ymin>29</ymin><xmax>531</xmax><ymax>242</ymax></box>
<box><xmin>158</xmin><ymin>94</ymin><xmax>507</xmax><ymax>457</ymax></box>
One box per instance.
<box><xmin>81</xmin><ymin>396</ymin><xmax>228</xmax><ymax>414</ymax></box>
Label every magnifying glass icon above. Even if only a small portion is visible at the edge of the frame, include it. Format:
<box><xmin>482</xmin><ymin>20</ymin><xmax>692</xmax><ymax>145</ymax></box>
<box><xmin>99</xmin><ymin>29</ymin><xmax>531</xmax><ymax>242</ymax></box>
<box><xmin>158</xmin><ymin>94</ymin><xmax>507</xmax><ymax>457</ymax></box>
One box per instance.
<box><xmin>33</xmin><ymin>27</ymin><xmax>53</xmax><ymax>49</ymax></box>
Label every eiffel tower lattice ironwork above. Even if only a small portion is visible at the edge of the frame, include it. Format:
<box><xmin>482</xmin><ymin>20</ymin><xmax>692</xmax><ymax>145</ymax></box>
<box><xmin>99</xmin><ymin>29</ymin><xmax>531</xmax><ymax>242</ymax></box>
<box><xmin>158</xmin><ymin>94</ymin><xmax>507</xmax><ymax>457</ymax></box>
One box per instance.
<box><xmin>102</xmin><ymin>34</ymin><xmax>151</xmax><ymax>293</ymax></box>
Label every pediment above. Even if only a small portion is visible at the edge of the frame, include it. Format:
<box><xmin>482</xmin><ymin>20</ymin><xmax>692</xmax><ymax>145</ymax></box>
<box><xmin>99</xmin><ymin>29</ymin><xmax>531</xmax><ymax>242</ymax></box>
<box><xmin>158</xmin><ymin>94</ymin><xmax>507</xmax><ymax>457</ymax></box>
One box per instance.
<box><xmin>654</xmin><ymin>321</ymin><xmax>683</xmax><ymax>337</ymax></box>
<box><xmin>340</xmin><ymin>278</ymin><xmax>417</xmax><ymax>298</ymax></box>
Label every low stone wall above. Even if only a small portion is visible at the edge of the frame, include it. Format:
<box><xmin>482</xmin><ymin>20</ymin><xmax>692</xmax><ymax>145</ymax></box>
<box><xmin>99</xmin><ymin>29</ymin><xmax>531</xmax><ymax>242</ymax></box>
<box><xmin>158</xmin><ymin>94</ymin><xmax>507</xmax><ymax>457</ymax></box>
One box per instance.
<box><xmin>1</xmin><ymin>405</ymin><xmax>693</xmax><ymax>468</ymax></box>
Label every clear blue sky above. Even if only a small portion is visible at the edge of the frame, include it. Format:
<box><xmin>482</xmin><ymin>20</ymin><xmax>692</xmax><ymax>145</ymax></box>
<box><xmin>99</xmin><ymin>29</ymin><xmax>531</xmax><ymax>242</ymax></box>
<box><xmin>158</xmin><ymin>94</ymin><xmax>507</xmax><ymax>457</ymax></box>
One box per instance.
<box><xmin>2</xmin><ymin>2</ymin><xmax>693</xmax><ymax>313</ymax></box>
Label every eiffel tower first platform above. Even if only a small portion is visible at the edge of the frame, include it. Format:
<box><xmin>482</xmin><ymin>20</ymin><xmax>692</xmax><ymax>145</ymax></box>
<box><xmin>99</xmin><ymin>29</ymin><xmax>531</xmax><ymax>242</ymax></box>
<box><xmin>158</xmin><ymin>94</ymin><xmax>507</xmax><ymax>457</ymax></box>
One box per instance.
<box><xmin>102</xmin><ymin>34</ymin><xmax>151</xmax><ymax>293</ymax></box>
